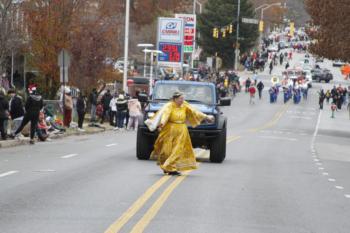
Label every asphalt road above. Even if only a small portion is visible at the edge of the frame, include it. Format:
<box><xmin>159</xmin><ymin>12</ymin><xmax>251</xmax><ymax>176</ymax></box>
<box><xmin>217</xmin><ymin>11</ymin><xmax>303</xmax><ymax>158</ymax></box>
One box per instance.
<box><xmin>1</xmin><ymin>50</ymin><xmax>350</xmax><ymax>233</ymax></box>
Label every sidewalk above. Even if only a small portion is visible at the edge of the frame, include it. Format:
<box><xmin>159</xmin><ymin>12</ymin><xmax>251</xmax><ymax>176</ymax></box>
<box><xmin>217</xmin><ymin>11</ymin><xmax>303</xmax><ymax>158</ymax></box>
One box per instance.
<box><xmin>318</xmin><ymin>105</ymin><xmax>350</xmax><ymax>138</ymax></box>
<box><xmin>0</xmin><ymin>123</ymin><xmax>116</xmax><ymax>149</ymax></box>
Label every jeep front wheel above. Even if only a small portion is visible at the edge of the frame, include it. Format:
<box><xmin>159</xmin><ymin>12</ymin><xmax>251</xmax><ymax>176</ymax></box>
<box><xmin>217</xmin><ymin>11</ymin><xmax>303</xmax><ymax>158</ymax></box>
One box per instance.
<box><xmin>136</xmin><ymin>128</ymin><xmax>153</xmax><ymax>160</ymax></box>
<box><xmin>209</xmin><ymin>126</ymin><xmax>227</xmax><ymax>163</ymax></box>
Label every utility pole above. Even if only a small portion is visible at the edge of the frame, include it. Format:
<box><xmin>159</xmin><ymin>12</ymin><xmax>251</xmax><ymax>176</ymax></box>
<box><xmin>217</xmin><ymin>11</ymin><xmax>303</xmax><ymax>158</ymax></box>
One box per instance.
<box><xmin>234</xmin><ymin>0</ymin><xmax>241</xmax><ymax>70</ymax></box>
<box><xmin>123</xmin><ymin>0</ymin><xmax>130</xmax><ymax>93</ymax></box>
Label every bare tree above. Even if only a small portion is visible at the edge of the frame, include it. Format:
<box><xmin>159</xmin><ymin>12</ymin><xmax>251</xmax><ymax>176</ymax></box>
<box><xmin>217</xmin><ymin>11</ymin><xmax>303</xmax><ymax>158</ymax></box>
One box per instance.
<box><xmin>0</xmin><ymin>0</ymin><xmax>23</xmax><ymax>75</ymax></box>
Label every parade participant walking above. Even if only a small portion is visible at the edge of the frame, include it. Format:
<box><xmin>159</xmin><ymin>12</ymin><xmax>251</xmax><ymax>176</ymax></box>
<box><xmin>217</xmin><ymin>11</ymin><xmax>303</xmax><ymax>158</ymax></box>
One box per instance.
<box><xmin>279</xmin><ymin>53</ymin><xmax>284</xmax><ymax>65</ymax></box>
<box><xmin>331</xmin><ymin>102</ymin><xmax>337</xmax><ymax>118</ymax></box>
<box><xmin>0</xmin><ymin>90</ymin><xmax>9</xmax><ymax>140</ymax></box>
<box><xmin>12</xmin><ymin>87</ymin><xmax>43</xmax><ymax>144</ymax></box>
<box><xmin>151</xmin><ymin>92</ymin><xmax>214</xmax><ymax>175</ymax></box>
<box><xmin>76</xmin><ymin>92</ymin><xmax>87</xmax><ymax>131</ymax></box>
<box><xmin>245</xmin><ymin>78</ymin><xmax>251</xmax><ymax>93</ymax></box>
<box><xmin>319</xmin><ymin>89</ymin><xmax>325</xmax><ymax>110</ymax></box>
<box><xmin>257</xmin><ymin>81</ymin><xmax>264</xmax><ymax>99</ymax></box>
<box><xmin>248</xmin><ymin>84</ymin><xmax>256</xmax><ymax>105</ymax></box>
<box><xmin>285</xmin><ymin>62</ymin><xmax>290</xmax><ymax>70</ymax></box>
<box><xmin>325</xmin><ymin>90</ymin><xmax>331</xmax><ymax>104</ymax></box>
<box><xmin>8</xmin><ymin>89</ymin><xmax>24</xmax><ymax>134</ymax></box>
<box><xmin>269</xmin><ymin>61</ymin><xmax>273</xmax><ymax>75</ymax></box>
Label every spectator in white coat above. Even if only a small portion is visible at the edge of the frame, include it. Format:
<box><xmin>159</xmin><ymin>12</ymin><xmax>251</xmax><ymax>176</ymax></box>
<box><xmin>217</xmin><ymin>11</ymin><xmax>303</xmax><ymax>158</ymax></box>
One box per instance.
<box><xmin>109</xmin><ymin>93</ymin><xmax>118</xmax><ymax>127</ymax></box>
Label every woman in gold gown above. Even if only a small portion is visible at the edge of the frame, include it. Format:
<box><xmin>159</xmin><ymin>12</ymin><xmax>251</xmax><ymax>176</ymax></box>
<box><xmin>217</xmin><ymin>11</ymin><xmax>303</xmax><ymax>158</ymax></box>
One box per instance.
<box><xmin>152</xmin><ymin>92</ymin><xmax>214</xmax><ymax>175</ymax></box>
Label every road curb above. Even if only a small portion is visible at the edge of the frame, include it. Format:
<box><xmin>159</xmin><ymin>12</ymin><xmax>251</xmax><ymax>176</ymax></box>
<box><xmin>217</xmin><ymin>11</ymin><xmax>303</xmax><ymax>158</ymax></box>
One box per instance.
<box><xmin>0</xmin><ymin>127</ymin><xmax>113</xmax><ymax>149</ymax></box>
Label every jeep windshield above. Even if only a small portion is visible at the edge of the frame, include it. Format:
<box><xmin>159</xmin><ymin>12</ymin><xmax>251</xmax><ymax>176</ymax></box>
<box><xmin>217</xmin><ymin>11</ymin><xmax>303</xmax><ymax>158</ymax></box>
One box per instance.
<box><xmin>153</xmin><ymin>83</ymin><xmax>214</xmax><ymax>105</ymax></box>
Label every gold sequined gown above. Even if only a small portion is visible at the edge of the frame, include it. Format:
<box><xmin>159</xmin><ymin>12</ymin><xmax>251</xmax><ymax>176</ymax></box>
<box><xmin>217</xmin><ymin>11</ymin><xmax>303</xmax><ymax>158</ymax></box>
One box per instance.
<box><xmin>152</xmin><ymin>101</ymin><xmax>206</xmax><ymax>172</ymax></box>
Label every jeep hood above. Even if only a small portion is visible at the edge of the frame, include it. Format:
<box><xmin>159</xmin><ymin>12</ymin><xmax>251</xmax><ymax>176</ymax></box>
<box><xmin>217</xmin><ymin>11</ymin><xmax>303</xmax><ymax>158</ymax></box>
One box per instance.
<box><xmin>149</xmin><ymin>102</ymin><xmax>217</xmax><ymax>115</ymax></box>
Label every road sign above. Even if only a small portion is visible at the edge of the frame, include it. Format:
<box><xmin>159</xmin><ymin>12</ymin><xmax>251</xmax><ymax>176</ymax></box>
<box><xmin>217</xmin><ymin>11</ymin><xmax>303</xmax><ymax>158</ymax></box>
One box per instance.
<box><xmin>58</xmin><ymin>49</ymin><xmax>71</xmax><ymax>67</ymax></box>
<box><xmin>242</xmin><ymin>18</ymin><xmax>259</xmax><ymax>25</ymax></box>
<box><xmin>175</xmin><ymin>14</ymin><xmax>196</xmax><ymax>53</ymax></box>
<box><xmin>158</xmin><ymin>42</ymin><xmax>183</xmax><ymax>68</ymax></box>
<box><xmin>157</xmin><ymin>18</ymin><xmax>184</xmax><ymax>43</ymax></box>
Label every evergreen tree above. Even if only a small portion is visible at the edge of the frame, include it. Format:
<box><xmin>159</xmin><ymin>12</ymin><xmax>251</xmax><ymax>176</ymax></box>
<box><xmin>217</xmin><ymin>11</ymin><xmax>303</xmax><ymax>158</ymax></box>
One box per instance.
<box><xmin>198</xmin><ymin>0</ymin><xmax>259</xmax><ymax>68</ymax></box>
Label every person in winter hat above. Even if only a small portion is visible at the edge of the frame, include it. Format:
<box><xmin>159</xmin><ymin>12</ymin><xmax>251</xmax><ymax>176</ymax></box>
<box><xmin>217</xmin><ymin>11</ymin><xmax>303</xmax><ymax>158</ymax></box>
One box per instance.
<box><xmin>12</xmin><ymin>86</ymin><xmax>43</xmax><ymax>144</ymax></box>
<box><xmin>115</xmin><ymin>94</ymin><xmax>128</xmax><ymax>130</ymax></box>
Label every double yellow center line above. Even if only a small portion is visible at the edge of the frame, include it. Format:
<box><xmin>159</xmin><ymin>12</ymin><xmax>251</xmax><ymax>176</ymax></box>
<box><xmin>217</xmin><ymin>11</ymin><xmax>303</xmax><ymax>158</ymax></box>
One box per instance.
<box><xmin>104</xmin><ymin>138</ymin><xmax>240</xmax><ymax>233</ymax></box>
<box><xmin>249</xmin><ymin>103</ymin><xmax>290</xmax><ymax>132</ymax></box>
<box><xmin>105</xmin><ymin>105</ymin><xmax>290</xmax><ymax>233</ymax></box>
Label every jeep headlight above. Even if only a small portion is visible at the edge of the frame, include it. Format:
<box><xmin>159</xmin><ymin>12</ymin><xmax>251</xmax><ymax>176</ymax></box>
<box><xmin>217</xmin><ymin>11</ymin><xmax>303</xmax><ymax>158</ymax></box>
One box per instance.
<box><xmin>205</xmin><ymin>114</ymin><xmax>216</xmax><ymax>124</ymax></box>
<box><xmin>147</xmin><ymin>112</ymin><xmax>155</xmax><ymax>118</ymax></box>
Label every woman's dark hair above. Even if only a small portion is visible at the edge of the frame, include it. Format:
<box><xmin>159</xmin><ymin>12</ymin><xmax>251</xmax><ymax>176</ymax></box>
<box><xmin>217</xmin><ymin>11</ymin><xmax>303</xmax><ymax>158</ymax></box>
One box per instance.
<box><xmin>8</xmin><ymin>89</ymin><xmax>16</xmax><ymax>94</ymax></box>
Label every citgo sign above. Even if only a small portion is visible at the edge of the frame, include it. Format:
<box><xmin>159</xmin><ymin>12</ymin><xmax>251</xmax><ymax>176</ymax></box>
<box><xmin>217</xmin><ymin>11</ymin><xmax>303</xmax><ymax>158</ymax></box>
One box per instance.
<box><xmin>158</xmin><ymin>18</ymin><xmax>184</xmax><ymax>43</ymax></box>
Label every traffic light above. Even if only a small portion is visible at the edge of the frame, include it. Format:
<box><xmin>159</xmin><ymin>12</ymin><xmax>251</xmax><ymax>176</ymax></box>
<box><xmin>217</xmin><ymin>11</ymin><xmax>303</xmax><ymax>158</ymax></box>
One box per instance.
<box><xmin>259</xmin><ymin>21</ymin><xmax>264</xmax><ymax>32</ymax></box>
<box><xmin>213</xmin><ymin>28</ymin><xmax>219</xmax><ymax>38</ymax></box>
<box><xmin>229</xmin><ymin>24</ymin><xmax>233</xmax><ymax>34</ymax></box>
<box><xmin>290</xmin><ymin>22</ymin><xmax>295</xmax><ymax>36</ymax></box>
<box><xmin>222</xmin><ymin>29</ymin><xmax>226</xmax><ymax>38</ymax></box>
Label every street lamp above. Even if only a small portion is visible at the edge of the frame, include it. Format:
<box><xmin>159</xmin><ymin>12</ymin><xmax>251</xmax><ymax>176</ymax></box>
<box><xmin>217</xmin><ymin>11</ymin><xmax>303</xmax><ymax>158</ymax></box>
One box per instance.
<box><xmin>137</xmin><ymin>43</ymin><xmax>153</xmax><ymax>78</ymax></box>
<box><xmin>257</xmin><ymin>2</ymin><xmax>285</xmax><ymax>48</ymax></box>
<box><xmin>143</xmin><ymin>49</ymin><xmax>163</xmax><ymax>95</ymax></box>
<box><xmin>192</xmin><ymin>0</ymin><xmax>203</xmax><ymax>69</ymax></box>
<box><xmin>123</xmin><ymin>0</ymin><xmax>130</xmax><ymax>93</ymax></box>
<box><xmin>254</xmin><ymin>4</ymin><xmax>269</xmax><ymax>12</ymax></box>
<box><xmin>261</xmin><ymin>2</ymin><xmax>282</xmax><ymax>20</ymax></box>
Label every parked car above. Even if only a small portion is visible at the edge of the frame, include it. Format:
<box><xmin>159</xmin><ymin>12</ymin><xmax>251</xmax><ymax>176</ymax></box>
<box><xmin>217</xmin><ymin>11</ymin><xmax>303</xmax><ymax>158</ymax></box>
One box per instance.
<box><xmin>136</xmin><ymin>80</ymin><xmax>229</xmax><ymax>163</ymax></box>
<box><xmin>333</xmin><ymin>60</ymin><xmax>346</xmax><ymax>67</ymax></box>
<box><xmin>267</xmin><ymin>45</ymin><xmax>278</xmax><ymax>52</ymax></box>
<box><xmin>316</xmin><ymin>57</ymin><xmax>324</xmax><ymax>63</ymax></box>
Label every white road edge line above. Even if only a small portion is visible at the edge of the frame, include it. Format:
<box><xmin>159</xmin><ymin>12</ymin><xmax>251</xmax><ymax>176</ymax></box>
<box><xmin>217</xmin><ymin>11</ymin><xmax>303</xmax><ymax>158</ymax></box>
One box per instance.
<box><xmin>106</xmin><ymin>143</ymin><xmax>117</xmax><ymax>147</ymax></box>
<box><xmin>0</xmin><ymin>170</ymin><xmax>19</xmax><ymax>178</ymax></box>
<box><xmin>61</xmin><ymin>154</ymin><xmax>78</xmax><ymax>159</ymax></box>
<box><xmin>313</xmin><ymin>110</ymin><xmax>322</xmax><ymax>138</ymax></box>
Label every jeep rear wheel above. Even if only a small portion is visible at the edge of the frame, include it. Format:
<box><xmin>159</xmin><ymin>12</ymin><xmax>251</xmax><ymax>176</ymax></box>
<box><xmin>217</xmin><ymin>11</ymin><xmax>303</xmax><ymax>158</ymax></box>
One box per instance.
<box><xmin>210</xmin><ymin>126</ymin><xmax>227</xmax><ymax>163</ymax></box>
<box><xmin>136</xmin><ymin>128</ymin><xmax>153</xmax><ymax>160</ymax></box>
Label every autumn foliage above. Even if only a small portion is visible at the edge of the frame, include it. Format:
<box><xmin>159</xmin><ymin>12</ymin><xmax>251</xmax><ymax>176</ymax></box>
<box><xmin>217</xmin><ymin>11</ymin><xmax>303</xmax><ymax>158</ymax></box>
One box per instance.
<box><xmin>305</xmin><ymin>0</ymin><xmax>350</xmax><ymax>62</ymax></box>
<box><xmin>21</xmin><ymin>0</ymin><xmax>188</xmax><ymax>97</ymax></box>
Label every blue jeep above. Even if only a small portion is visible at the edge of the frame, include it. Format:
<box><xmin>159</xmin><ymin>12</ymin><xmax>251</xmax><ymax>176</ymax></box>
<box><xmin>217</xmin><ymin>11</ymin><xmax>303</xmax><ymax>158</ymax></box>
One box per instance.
<box><xmin>136</xmin><ymin>80</ymin><xmax>229</xmax><ymax>163</ymax></box>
